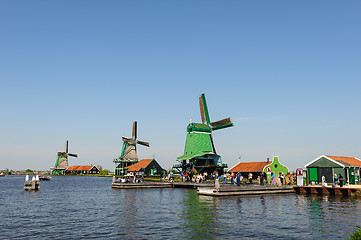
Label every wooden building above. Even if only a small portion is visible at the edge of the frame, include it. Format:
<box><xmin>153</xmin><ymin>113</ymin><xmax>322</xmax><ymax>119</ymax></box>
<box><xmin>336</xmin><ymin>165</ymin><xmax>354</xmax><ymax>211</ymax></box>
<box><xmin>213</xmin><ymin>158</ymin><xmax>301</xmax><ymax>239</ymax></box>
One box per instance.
<box><xmin>125</xmin><ymin>159</ymin><xmax>165</xmax><ymax>177</ymax></box>
<box><xmin>228</xmin><ymin>160</ymin><xmax>270</xmax><ymax>179</ymax></box>
<box><xmin>228</xmin><ymin>156</ymin><xmax>289</xmax><ymax>181</ymax></box>
<box><xmin>305</xmin><ymin>155</ymin><xmax>361</xmax><ymax>185</ymax></box>
<box><xmin>65</xmin><ymin>165</ymin><xmax>100</xmax><ymax>175</ymax></box>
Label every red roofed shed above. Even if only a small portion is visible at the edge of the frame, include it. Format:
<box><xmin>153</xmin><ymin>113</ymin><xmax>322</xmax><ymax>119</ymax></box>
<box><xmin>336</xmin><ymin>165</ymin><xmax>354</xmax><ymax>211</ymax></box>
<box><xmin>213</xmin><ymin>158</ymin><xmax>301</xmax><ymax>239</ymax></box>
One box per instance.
<box><xmin>228</xmin><ymin>161</ymin><xmax>269</xmax><ymax>180</ymax></box>
<box><xmin>125</xmin><ymin>158</ymin><xmax>165</xmax><ymax>177</ymax></box>
<box><xmin>65</xmin><ymin>165</ymin><xmax>100</xmax><ymax>175</ymax></box>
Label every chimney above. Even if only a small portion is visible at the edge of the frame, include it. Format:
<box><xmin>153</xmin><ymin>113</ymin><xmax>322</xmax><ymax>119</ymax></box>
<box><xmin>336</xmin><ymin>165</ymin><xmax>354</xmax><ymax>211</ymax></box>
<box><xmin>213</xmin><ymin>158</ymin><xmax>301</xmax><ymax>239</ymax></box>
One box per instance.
<box><xmin>267</xmin><ymin>158</ymin><xmax>269</xmax><ymax>163</ymax></box>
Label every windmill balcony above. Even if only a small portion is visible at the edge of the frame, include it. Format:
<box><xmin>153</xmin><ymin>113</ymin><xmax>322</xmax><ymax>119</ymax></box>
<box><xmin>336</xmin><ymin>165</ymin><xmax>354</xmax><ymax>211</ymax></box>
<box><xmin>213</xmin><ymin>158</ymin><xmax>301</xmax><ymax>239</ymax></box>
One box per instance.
<box><xmin>173</xmin><ymin>163</ymin><xmax>183</xmax><ymax>168</ymax></box>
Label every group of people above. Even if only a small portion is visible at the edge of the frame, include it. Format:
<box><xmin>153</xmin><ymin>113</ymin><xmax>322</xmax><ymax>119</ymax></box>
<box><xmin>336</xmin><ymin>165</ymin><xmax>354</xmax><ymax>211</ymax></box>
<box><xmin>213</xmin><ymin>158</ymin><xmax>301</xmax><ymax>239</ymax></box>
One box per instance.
<box><xmin>333</xmin><ymin>173</ymin><xmax>344</xmax><ymax>187</ymax></box>
<box><xmin>115</xmin><ymin>172</ymin><xmax>144</xmax><ymax>183</ymax></box>
<box><xmin>178</xmin><ymin>171</ymin><xmax>208</xmax><ymax>182</ymax></box>
<box><xmin>321</xmin><ymin>173</ymin><xmax>344</xmax><ymax>187</ymax></box>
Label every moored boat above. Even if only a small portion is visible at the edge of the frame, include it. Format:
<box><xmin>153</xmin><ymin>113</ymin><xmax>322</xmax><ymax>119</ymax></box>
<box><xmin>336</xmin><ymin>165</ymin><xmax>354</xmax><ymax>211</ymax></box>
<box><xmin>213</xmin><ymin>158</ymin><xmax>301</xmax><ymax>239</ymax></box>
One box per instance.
<box><xmin>39</xmin><ymin>176</ymin><xmax>51</xmax><ymax>181</ymax></box>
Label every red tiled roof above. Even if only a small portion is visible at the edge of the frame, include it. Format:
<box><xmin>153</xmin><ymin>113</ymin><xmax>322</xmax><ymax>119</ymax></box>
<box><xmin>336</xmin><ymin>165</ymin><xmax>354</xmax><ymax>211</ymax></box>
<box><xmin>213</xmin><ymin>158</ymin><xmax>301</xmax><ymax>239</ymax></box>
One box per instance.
<box><xmin>66</xmin><ymin>165</ymin><xmax>95</xmax><ymax>171</ymax></box>
<box><xmin>228</xmin><ymin>161</ymin><xmax>269</xmax><ymax>172</ymax></box>
<box><xmin>326</xmin><ymin>156</ymin><xmax>361</xmax><ymax>167</ymax></box>
<box><xmin>125</xmin><ymin>159</ymin><xmax>153</xmax><ymax>172</ymax></box>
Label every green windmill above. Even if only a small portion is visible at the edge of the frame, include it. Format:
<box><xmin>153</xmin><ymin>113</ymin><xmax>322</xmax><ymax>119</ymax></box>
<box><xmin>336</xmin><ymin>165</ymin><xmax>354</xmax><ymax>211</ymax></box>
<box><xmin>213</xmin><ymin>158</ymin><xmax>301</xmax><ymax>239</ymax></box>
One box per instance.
<box><xmin>174</xmin><ymin>93</ymin><xmax>233</xmax><ymax>176</ymax></box>
<box><xmin>51</xmin><ymin>140</ymin><xmax>78</xmax><ymax>175</ymax></box>
<box><xmin>113</xmin><ymin>121</ymin><xmax>150</xmax><ymax>176</ymax></box>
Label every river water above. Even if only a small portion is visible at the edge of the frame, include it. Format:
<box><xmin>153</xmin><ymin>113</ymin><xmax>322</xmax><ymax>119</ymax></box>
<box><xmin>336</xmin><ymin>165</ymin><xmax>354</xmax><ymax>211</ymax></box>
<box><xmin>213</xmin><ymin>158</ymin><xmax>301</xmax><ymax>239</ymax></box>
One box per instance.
<box><xmin>0</xmin><ymin>175</ymin><xmax>360</xmax><ymax>239</ymax></box>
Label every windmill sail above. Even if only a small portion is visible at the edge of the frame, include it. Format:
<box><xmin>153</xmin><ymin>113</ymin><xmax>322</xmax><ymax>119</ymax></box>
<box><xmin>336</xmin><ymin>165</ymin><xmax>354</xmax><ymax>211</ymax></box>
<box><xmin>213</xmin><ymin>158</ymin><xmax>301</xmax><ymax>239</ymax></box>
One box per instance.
<box><xmin>137</xmin><ymin>140</ymin><xmax>150</xmax><ymax>147</ymax></box>
<box><xmin>132</xmin><ymin>121</ymin><xmax>137</xmax><ymax>139</ymax></box>
<box><xmin>210</xmin><ymin>117</ymin><xmax>233</xmax><ymax>130</ymax></box>
<box><xmin>199</xmin><ymin>94</ymin><xmax>211</xmax><ymax>125</ymax></box>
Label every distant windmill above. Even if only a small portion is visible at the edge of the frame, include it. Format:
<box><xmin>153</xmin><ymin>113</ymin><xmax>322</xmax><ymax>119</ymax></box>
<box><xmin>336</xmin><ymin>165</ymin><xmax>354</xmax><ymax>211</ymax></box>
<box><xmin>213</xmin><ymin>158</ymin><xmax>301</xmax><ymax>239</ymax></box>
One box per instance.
<box><xmin>52</xmin><ymin>140</ymin><xmax>78</xmax><ymax>175</ymax></box>
<box><xmin>113</xmin><ymin>121</ymin><xmax>150</xmax><ymax>176</ymax></box>
<box><xmin>175</xmin><ymin>93</ymin><xmax>233</xmax><ymax>176</ymax></box>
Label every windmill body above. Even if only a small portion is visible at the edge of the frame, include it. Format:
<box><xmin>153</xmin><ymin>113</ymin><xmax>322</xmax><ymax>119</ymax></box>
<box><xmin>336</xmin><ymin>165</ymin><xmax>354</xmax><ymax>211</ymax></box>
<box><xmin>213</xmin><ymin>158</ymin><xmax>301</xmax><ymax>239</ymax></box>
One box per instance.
<box><xmin>113</xmin><ymin>121</ymin><xmax>150</xmax><ymax>176</ymax></box>
<box><xmin>174</xmin><ymin>94</ymin><xmax>233</xmax><ymax>176</ymax></box>
<box><xmin>52</xmin><ymin>140</ymin><xmax>78</xmax><ymax>175</ymax></box>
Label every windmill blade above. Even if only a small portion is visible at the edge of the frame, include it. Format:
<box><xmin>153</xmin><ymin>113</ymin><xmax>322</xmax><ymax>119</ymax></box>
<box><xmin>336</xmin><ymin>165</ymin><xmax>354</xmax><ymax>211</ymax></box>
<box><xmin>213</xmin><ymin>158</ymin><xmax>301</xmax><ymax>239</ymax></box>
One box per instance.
<box><xmin>199</xmin><ymin>94</ymin><xmax>210</xmax><ymax>125</ymax></box>
<box><xmin>68</xmin><ymin>153</ymin><xmax>78</xmax><ymax>158</ymax></box>
<box><xmin>122</xmin><ymin>137</ymin><xmax>135</xmax><ymax>144</ymax></box>
<box><xmin>132</xmin><ymin>121</ymin><xmax>137</xmax><ymax>139</ymax></box>
<box><xmin>136</xmin><ymin>140</ymin><xmax>150</xmax><ymax>147</ymax></box>
<box><xmin>211</xmin><ymin>117</ymin><xmax>234</xmax><ymax>131</ymax></box>
<box><xmin>66</xmin><ymin>140</ymin><xmax>69</xmax><ymax>153</ymax></box>
<box><xmin>210</xmin><ymin>118</ymin><xmax>233</xmax><ymax>127</ymax></box>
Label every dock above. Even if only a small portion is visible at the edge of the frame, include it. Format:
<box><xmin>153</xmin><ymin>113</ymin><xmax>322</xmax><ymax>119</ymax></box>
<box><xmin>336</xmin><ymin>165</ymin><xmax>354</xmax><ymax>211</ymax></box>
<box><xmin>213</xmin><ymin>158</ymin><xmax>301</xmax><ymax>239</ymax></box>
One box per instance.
<box><xmin>111</xmin><ymin>181</ymin><xmax>214</xmax><ymax>189</ymax></box>
<box><xmin>112</xmin><ymin>182</ymin><xmax>172</xmax><ymax>189</ymax></box>
<box><xmin>112</xmin><ymin>181</ymin><xmax>295</xmax><ymax>197</ymax></box>
<box><xmin>197</xmin><ymin>185</ymin><xmax>294</xmax><ymax>196</ymax></box>
<box><xmin>293</xmin><ymin>185</ymin><xmax>361</xmax><ymax>196</ymax></box>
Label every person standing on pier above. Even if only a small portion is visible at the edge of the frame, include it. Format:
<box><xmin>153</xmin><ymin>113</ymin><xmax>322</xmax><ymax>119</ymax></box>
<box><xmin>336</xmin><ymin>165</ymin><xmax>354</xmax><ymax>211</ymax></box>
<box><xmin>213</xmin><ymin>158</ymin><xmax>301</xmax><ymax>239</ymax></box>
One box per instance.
<box><xmin>339</xmin><ymin>174</ymin><xmax>344</xmax><ymax>187</ymax></box>
<box><xmin>260</xmin><ymin>172</ymin><xmax>266</xmax><ymax>186</ymax></box>
<box><xmin>236</xmin><ymin>172</ymin><xmax>241</xmax><ymax>187</ymax></box>
<box><xmin>248</xmin><ymin>172</ymin><xmax>253</xmax><ymax>184</ymax></box>
<box><xmin>333</xmin><ymin>174</ymin><xmax>338</xmax><ymax>187</ymax></box>
<box><xmin>272</xmin><ymin>172</ymin><xmax>276</xmax><ymax>185</ymax></box>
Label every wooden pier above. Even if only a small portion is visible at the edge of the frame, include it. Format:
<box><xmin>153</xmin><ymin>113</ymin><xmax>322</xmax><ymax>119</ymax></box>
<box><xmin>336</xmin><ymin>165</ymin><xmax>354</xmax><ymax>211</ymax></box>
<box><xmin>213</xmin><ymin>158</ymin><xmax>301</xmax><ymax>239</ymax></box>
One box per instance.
<box><xmin>112</xmin><ymin>182</ymin><xmax>172</xmax><ymax>189</ymax></box>
<box><xmin>112</xmin><ymin>181</ymin><xmax>295</xmax><ymax>197</ymax></box>
<box><xmin>197</xmin><ymin>185</ymin><xmax>294</xmax><ymax>196</ymax></box>
<box><xmin>111</xmin><ymin>181</ymin><xmax>214</xmax><ymax>189</ymax></box>
<box><xmin>293</xmin><ymin>185</ymin><xmax>361</xmax><ymax>196</ymax></box>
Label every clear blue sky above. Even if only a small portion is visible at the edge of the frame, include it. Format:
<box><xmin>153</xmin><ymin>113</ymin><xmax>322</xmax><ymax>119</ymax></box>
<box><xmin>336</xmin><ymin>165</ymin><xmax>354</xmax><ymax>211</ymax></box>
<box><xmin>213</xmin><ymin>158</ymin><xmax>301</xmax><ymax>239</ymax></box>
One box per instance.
<box><xmin>1</xmin><ymin>1</ymin><xmax>360</xmax><ymax>172</ymax></box>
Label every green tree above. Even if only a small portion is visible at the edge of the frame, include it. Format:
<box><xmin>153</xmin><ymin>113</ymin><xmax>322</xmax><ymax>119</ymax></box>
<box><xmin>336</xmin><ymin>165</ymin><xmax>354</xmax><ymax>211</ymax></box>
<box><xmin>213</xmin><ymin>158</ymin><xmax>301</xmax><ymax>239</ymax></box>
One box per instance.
<box><xmin>97</xmin><ymin>165</ymin><xmax>103</xmax><ymax>172</ymax></box>
<box><xmin>349</xmin><ymin>226</ymin><xmax>361</xmax><ymax>240</ymax></box>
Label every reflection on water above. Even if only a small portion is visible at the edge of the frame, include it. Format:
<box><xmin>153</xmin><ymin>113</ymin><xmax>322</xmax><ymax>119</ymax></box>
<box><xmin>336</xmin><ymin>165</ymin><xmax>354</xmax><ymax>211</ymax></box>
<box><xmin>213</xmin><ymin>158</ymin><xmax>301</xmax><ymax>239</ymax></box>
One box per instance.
<box><xmin>179</xmin><ymin>190</ymin><xmax>219</xmax><ymax>239</ymax></box>
<box><xmin>1</xmin><ymin>176</ymin><xmax>361</xmax><ymax>239</ymax></box>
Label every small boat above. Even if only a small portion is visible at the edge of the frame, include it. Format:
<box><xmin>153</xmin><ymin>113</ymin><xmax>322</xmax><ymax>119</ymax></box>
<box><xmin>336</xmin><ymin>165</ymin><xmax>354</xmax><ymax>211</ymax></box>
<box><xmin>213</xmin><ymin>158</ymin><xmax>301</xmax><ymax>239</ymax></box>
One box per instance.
<box><xmin>39</xmin><ymin>176</ymin><xmax>51</xmax><ymax>181</ymax></box>
<box><xmin>0</xmin><ymin>173</ymin><xmax>5</xmax><ymax>177</ymax></box>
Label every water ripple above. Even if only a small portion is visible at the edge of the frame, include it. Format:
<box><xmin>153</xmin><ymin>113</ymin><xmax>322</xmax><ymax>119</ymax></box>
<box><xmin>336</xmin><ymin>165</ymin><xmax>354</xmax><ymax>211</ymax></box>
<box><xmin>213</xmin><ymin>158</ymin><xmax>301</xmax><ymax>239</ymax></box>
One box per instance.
<box><xmin>1</xmin><ymin>176</ymin><xmax>361</xmax><ymax>239</ymax></box>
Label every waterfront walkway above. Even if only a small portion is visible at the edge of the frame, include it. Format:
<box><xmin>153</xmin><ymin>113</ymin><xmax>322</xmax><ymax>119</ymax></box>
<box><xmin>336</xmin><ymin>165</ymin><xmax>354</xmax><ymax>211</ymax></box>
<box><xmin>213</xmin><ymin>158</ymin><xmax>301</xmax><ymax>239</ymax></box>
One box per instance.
<box><xmin>294</xmin><ymin>185</ymin><xmax>361</xmax><ymax>196</ymax></box>
<box><xmin>112</xmin><ymin>181</ymin><xmax>295</xmax><ymax>196</ymax></box>
<box><xmin>111</xmin><ymin>181</ymin><xmax>214</xmax><ymax>189</ymax></box>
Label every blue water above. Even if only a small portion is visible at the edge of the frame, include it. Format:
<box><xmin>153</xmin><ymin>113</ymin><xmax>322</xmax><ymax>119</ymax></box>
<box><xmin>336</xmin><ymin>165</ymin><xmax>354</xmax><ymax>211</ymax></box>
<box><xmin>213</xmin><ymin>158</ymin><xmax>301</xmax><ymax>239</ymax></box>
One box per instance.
<box><xmin>0</xmin><ymin>175</ymin><xmax>360</xmax><ymax>239</ymax></box>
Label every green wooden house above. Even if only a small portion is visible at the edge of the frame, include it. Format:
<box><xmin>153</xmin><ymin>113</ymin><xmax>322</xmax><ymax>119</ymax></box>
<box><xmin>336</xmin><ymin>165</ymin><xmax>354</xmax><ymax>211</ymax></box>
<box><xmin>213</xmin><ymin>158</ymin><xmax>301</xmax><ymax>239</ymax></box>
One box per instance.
<box><xmin>305</xmin><ymin>155</ymin><xmax>361</xmax><ymax>185</ymax></box>
<box><xmin>263</xmin><ymin>156</ymin><xmax>289</xmax><ymax>179</ymax></box>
